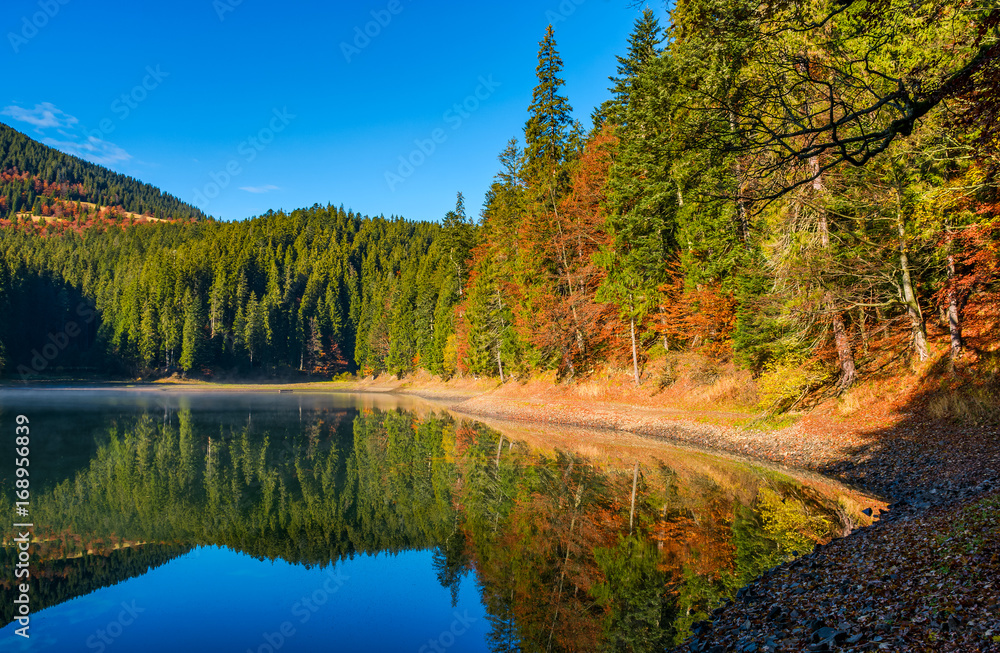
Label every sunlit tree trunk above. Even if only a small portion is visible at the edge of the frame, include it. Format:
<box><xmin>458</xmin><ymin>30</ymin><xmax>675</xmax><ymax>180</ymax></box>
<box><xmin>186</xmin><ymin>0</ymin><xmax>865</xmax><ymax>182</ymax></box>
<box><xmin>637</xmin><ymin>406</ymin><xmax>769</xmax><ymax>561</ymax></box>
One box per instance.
<box><xmin>731</xmin><ymin>113</ymin><xmax>751</xmax><ymax>244</ymax></box>
<box><xmin>546</xmin><ymin>482</ymin><xmax>583</xmax><ymax>653</ymax></box>
<box><xmin>630</xmin><ymin>315</ymin><xmax>640</xmax><ymax>386</ymax></box>
<box><xmin>551</xmin><ymin>188</ymin><xmax>586</xmax><ymax>360</ymax></box>
<box><xmin>896</xmin><ymin>205</ymin><xmax>928</xmax><ymax>361</ymax></box>
<box><xmin>945</xmin><ymin>227</ymin><xmax>963</xmax><ymax>368</ymax></box>
<box><xmin>496</xmin><ymin>343</ymin><xmax>505</xmax><ymax>383</ymax></box>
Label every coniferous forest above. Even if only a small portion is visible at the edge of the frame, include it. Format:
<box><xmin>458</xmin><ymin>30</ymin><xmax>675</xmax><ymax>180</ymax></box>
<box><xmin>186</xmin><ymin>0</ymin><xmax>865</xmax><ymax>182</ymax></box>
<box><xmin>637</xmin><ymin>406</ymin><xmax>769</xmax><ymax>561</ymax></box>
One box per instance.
<box><xmin>1</xmin><ymin>2</ymin><xmax>998</xmax><ymax>398</ymax></box>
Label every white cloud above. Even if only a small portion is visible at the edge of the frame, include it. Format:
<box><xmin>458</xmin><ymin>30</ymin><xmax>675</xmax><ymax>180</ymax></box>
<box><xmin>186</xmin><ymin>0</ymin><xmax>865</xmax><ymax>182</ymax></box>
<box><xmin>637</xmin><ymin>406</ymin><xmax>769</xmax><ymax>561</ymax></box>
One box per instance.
<box><xmin>1</xmin><ymin>102</ymin><xmax>79</xmax><ymax>130</ymax></box>
<box><xmin>0</xmin><ymin>101</ymin><xmax>132</xmax><ymax>166</ymax></box>
<box><xmin>239</xmin><ymin>185</ymin><xmax>281</xmax><ymax>194</ymax></box>
<box><xmin>42</xmin><ymin>136</ymin><xmax>132</xmax><ymax>166</ymax></box>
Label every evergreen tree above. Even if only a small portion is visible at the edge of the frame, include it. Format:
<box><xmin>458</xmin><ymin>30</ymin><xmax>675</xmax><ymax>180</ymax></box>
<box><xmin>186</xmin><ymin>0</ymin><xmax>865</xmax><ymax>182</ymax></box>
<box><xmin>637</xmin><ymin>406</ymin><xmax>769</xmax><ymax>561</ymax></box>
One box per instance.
<box><xmin>179</xmin><ymin>289</ymin><xmax>207</xmax><ymax>373</ymax></box>
<box><xmin>441</xmin><ymin>192</ymin><xmax>475</xmax><ymax>297</ymax></box>
<box><xmin>523</xmin><ymin>24</ymin><xmax>578</xmax><ymax>201</ymax></box>
<box><xmin>601</xmin><ymin>8</ymin><xmax>664</xmax><ymax>127</ymax></box>
<box><xmin>139</xmin><ymin>299</ymin><xmax>160</xmax><ymax>368</ymax></box>
<box><xmin>598</xmin><ymin>19</ymin><xmax>675</xmax><ymax>383</ymax></box>
<box><xmin>244</xmin><ymin>293</ymin><xmax>267</xmax><ymax>367</ymax></box>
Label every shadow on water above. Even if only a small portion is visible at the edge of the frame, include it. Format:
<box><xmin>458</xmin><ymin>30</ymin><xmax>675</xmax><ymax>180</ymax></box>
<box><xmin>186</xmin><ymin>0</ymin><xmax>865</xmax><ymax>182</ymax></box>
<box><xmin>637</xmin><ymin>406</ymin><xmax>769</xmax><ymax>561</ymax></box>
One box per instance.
<box><xmin>0</xmin><ymin>390</ymin><xmax>882</xmax><ymax>651</ymax></box>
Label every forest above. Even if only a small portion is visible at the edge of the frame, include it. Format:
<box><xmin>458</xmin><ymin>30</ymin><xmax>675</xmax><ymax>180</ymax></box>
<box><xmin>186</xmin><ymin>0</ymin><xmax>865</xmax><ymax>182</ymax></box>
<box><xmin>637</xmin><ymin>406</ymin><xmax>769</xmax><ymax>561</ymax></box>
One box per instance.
<box><xmin>0</xmin><ymin>0</ymin><xmax>998</xmax><ymax>404</ymax></box>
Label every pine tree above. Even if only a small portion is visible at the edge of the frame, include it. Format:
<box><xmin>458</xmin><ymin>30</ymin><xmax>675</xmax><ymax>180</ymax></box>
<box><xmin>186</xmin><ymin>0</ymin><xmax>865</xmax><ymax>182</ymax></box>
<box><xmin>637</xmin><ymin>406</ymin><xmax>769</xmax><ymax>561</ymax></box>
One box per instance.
<box><xmin>305</xmin><ymin>316</ymin><xmax>324</xmax><ymax>374</ymax></box>
<box><xmin>179</xmin><ymin>289</ymin><xmax>207</xmax><ymax>374</ymax></box>
<box><xmin>602</xmin><ymin>8</ymin><xmax>664</xmax><ymax>127</ymax></box>
<box><xmin>598</xmin><ymin>27</ymin><xmax>676</xmax><ymax>383</ymax></box>
<box><xmin>523</xmin><ymin>24</ymin><xmax>577</xmax><ymax>200</ymax></box>
<box><xmin>244</xmin><ymin>292</ymin><xmax>267</xmax><ymax>367</ymax></box>
<box><xmin>441</xmin><ymin>192</ymin><xmax>475</xmax><ymax>296</ymax></box>
<box><xmin>139</xmin><ymin>299</ymin><xmax>160</xmax><ymax>368</ymax></box>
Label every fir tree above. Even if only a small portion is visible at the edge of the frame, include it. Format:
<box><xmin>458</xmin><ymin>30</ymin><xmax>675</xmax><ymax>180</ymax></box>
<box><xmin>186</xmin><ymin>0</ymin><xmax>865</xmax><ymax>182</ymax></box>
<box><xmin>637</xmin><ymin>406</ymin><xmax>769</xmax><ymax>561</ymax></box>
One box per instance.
<box><xmin>179</xmin><ymin>290</ymin><xmax>207</xmax><ymax>374</ymax></box>
<box><xmin>441</xmin><ymin>192</ymin><xmax>475</xmax><ymax>297</ymax></box>
<box><xmin>602</xmin><ymin>8</ymin><xmax>664</xmax><ymax>127</ymax></box>
<box><xmin>523</xmin><ymin>24</ymin><xmax>577</xmax><ymax>200</ymax></box>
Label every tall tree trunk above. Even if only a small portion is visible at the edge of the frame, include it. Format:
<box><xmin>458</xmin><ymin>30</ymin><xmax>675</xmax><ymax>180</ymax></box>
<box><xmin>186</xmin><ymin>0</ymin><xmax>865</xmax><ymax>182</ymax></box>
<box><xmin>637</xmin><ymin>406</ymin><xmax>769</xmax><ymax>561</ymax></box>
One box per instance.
<box><xmin>450</xmin><ymin>251</ymin><xmax>464</xmax><ymax>298</ymax></box>
<box><xmin>630</xmin><ymin>315</ymin><xmax>640</xmax><ymax>386</ymax></box>
<box><xmin>813</xmin><ymin>159</ymin><xmax>857</xmax><ymax>388</ymax></box>
<box><xmin>495</xmin><ymin>342</ymin><xmax>505</xmax><ymax>383</ymax></box>
<box><xmin>897</xmin><ymin>215</ymin><xmax>928</xmax><ymax>361</ymax></box>
<box><xmin>546</xmin><ymin>483</ymin><xmax>583</xmax><ymax>653</ymax></box>
<box><xmin>831</xmin><ymin>309</ymin><xmax>857</xmax><ymax>388</ymax></box>
<box><xmin>551</xmin><ymin>188</ymin><xmax>585</xmax><ymax>358</ymax></box>
<box><xmin>494</xmin><ymin>287</ymin><xmax>508</xmax><ymax>382</ymax></box>
<box><xmin>629</xmin><ymin>461</ymin><xmax>639</xmax><ymax>534</ymax></box>
<box><xmin>659</xmin><ymin>303</ymin><xmax>669</xmax><ymax>351</ymax></box>
<box><xmin>946</xmin><ymin>227</ymin><xmax>963</xmax><ymax>368</ymax></box>
<box><xmin>731</xmin><ymin>113</ymin><xmax>751</xmax><ymax>244</ymax></box>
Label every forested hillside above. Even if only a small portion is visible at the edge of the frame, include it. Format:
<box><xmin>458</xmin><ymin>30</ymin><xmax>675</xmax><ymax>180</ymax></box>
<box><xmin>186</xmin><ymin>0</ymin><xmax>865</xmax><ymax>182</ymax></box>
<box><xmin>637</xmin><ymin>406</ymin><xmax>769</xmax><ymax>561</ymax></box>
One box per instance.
<box><xmin>0</xmin><ymin>204</ymin><xmax>465</xmax><ymax>377</ymax></box>
<box><xmin>1</xmin><ymin>0</ymin><xmax>997</xmax><ymax>400</ymax></box>
<box><xmin>0</xmin><ymin>122</ymin><xmax>204</xmax><ymax>223</ymax></box>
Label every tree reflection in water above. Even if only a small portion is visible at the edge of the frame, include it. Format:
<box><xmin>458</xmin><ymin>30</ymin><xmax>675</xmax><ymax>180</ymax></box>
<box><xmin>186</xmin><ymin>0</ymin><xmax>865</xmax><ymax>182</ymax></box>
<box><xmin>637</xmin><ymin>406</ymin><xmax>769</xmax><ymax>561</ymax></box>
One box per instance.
<box><xmin>1</xmin><ymin>400</ymin><xmax>877</xmax><ymax>651</ymax></box>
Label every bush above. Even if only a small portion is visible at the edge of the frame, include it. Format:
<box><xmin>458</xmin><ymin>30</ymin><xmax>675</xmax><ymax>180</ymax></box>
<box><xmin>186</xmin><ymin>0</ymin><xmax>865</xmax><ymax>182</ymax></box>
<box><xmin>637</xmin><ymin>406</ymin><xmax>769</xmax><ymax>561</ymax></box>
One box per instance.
<box><xmin>756</xmin><ymin>354</ymin><xmax>827</xmax><ymax>412</ymax></box>
<box><xmin>441</xmin><ymin>334</ymin><xmax>459</xmax><ymax>379</ymax></box>
<box><xmin>657</xmin><ymin>355</ymin><xmax>678</xmax><ymax>390</ymax></box>
<box><xmin>689</xmin><ymin>357</ymin><xmax>721</xmax><ymax>386</ymax></box>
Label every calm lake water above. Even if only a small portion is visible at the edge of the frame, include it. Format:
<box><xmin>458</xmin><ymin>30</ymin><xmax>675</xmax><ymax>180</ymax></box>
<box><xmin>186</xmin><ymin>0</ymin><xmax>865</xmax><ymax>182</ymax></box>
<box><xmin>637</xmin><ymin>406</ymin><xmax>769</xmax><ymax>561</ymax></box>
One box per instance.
<box><xmin>0</xmin><ymin>389</ymin><xmax>873</xmax><ymax>652</ymax></box>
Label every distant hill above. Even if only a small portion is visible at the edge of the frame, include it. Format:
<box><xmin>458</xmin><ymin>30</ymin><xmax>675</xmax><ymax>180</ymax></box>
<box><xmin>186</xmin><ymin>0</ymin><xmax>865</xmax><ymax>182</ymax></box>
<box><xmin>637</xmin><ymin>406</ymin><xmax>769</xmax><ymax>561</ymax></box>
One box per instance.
<box><xmin>0</xmin><ymin>121</ymin><xmax>205</xmax><ymax>222</ymax></box>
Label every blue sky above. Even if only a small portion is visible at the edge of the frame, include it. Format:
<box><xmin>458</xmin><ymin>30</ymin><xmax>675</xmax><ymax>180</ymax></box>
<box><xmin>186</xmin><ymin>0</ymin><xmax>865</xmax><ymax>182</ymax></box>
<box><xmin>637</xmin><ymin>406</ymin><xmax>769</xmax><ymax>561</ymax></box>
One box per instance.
<box><xmin>0</xmin><ymin>0</ymin><xmax>668</xmax><ymax>222</ymax></box>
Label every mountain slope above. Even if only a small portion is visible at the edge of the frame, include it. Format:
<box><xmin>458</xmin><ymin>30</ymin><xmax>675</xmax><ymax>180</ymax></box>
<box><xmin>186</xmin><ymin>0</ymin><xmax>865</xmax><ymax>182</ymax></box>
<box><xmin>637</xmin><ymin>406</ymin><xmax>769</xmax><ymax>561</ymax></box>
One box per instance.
<box><xmin>0</xmin><ymin>121</ymin><xmax>205</xmax><ymax>221</ymax></box>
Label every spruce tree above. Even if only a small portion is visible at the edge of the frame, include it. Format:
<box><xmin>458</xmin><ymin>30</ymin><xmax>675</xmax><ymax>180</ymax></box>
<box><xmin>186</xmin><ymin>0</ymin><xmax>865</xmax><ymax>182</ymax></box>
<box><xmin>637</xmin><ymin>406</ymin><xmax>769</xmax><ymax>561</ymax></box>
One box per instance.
<box><xmin>139</xmin><ymin>299</ymin><xmax>160</xmax><ymax>368</ymax></box>
<box><xmin>244</xmin><ymin>293</ymin><xmax>267</xmax><ymax>367</ymax></box>
<box><xmin>441</xmin><ymin>192</ymin><xmax>475</xmax><ymax>297</ymax></box>
<box><xmin>523</xmin><ymin>24</ymin><xmax>577</xmax><ymax>200</ymax></box>
<box><xmin>602</xmin><ymin>8</ymin><xmax>664</xmax><ymax>127</ymax></box>
<box><xmin>598</xmin><ymin>35</ymin><xmax>677</xmax><ymax>384</ymax></box>
<box><xmin>179</xmin><ymin>290</ymin><xmax>207</xmax><ymax>374</ymax></box>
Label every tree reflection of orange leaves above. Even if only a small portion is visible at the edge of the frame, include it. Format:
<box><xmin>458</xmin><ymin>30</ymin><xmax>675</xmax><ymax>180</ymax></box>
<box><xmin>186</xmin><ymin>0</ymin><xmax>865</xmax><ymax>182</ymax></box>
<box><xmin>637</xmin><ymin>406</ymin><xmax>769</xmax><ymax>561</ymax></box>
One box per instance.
<box><xmin>453</xmin><ymin>423</ymin><xmax>479</xmax><ymax>455</ymax></box>
<box><xmin>652</xmin><ymin>501</ymin><xmax>737</xmax><ymax>583</ymax></box>
<box><xmin>480</xmin><ymin>491</ymin><xmax>619</xmax><ymax>652</ymax></box>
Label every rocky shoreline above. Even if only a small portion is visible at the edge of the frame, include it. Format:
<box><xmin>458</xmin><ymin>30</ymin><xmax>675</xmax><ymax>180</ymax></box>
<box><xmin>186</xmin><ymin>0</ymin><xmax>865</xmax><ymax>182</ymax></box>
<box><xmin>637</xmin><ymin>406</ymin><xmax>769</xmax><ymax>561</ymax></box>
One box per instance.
<box><xmin>674</xmin><ymin>488</ymin><xmax>999</xmax><ymax>652</ymax></box>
